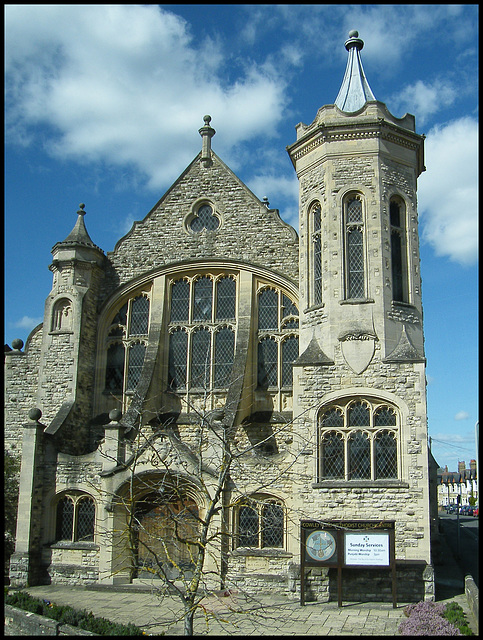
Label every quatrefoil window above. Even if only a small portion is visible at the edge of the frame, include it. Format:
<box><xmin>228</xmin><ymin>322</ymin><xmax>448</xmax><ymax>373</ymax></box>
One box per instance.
<box><xmin>190</xmin><ymin>204</ymin><xmax>220</xmax><ymax>232</ymax></box>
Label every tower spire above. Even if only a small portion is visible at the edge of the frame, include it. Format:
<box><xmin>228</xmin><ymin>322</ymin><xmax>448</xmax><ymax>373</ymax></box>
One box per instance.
<box><xmin>334</xmin><ymin>30</ymin><xmax>376</xmax><ymax>113</ymax></box>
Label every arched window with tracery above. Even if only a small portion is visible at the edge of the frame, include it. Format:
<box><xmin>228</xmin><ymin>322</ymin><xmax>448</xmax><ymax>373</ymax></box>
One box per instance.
<box><xmin>55</xmin><ymin>493</ymin><xmax>95</xmax><ymax>543</ymax></box>
<box><xmin>318</xmin><ymin>398</ymin><xmax>399</xmax><ymax>482</ymax></box>
<box><xmin>235</xmin><ymin>495</ymin><xmax>284</xmax><ymax>549</ymax></box>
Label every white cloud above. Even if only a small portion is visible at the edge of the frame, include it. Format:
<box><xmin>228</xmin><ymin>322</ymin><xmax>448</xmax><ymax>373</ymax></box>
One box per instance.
<box><xmin>5</xmin><ymin>5</ymin><xmax>288</xmax><ymax>190</ymax></box>
<box><xmin>454</xmin><ymin>411</ymin><xmax>470</xmax><ymax>421</ymax></box>
<box><xmin>417</xmin><ymin>117</ymin><xmax>478</xmax><ymax>266</ymax></box>
<box><xmin>390</xmin><ymin>80</ymin><xmax>457</xmax><ymax>125</ymax></box>
<box><xmin>13</xmin><ymin>316</ymin><xmax>43</xmax><ymax>331</ymax></box>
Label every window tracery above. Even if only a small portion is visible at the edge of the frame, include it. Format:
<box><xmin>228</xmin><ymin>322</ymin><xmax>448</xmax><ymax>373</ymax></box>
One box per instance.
<box><xmin>318</xmin><ymin>398</ymin><xmax>399</xmax><ymax>481</ymax></box>
<box><xmin>55</xmin><ymin>493</ymin><xmax>95</xmax><ymax>543</ymax></box>
<box><xmin>234</xmin><ymin>495</ymin><xmax>284</xmax><ymax>549</ymax></box>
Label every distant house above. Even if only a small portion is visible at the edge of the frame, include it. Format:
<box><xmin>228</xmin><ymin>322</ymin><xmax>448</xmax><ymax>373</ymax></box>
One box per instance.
<box><xmin>437</xmin><ymin>460</ymin><xmax>478</xmax><ymax>509</ymax></box>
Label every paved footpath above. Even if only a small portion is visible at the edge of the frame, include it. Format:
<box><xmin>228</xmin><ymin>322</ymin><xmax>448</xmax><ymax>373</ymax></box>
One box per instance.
<box><xmin>22</xmin><ymin>584</ymin><xmax>410</xmax><ymax>636</ymax></box>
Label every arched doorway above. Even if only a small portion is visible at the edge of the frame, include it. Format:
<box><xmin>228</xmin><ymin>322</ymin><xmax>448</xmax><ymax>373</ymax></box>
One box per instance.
<box><xmin>133</xmin><ymin>491</ymin><xmax>200</xmax><ymax>579</ymax></box>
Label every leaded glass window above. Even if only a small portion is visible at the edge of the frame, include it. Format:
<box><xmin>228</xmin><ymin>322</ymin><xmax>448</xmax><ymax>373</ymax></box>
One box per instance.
<box><xmin>130</xmin><ymin>296</ymin><xmax>150</xmax><ymax>335</ymax></box>
<box><xmin>105</xmin><ymin>343</ymin><xmax>125</xmax><ymax>392</ymax></box>
<box><xmin>214</xmin><ymin>327</ymin><xmax>235</xmax><ymax>388</ymax></box>
<box><xmin>375</xmin><ymin>431</ymin><xmax>398</xmax><ymax>479</ymax></box>
<box><xmin>321</xmin><ymin>432</ymin><xmax>344</xmax><ymax>479</ymax></box>
<box><xmin>56</xmin><ymin>496</ymin><xmax>74</xmax><ymax>541</ymax></box>
<box><xmin>258</xmin><ymin>337</ymin><xmax>278</xmax><ymax>388</ymax></box>
<box><xmin>191</xmin><ymin>328</ymin><xmax>211</xmax><ymax>388</ymax></box>
<box><xmin>55</xmin><ymin>494</ymin><xmax>95</xmax><ymax>543</ymax></box>
<box><xmin>77</xmin><ymin>497</ymin><xmax>95</xmax><ymax>541</ymax></box>
<box><xmin>312</xmin><ymin>203</ymin><xmax>322</xmax><ymax>306</ymax></box>
<box><xmin>193</xmin><ymin>277</ymin><xmax>213</xmax><ymax>321</ymax></box>
<box><xmin>216</xmin><ymin>277</ymin><xmax>236</xmax><ymax>321</ymax></box>
<box><xmin>168</xmin><ymin>328</ymin><xmax>188</xmax><ymax>390</ymax></box>
<box><xmin>349</xmin><ymin>431</ymin><xmax>371</xmax><ymax>479</ymax></box>
<box><xmin>261</xmin><ymin>502</ymin><xmax>284</xmax><ymax>548</ymax></box>
<box><xmin>190</xmin><ymin>204</ymin><xmax>220</xmax><ymax>232</ymax></box>
<box><xmin>345</xmin><ymin>195</ymin><xmax>365</xmax><ymax>299</ymax></box>
<box><xmin>236</xmin><ymin>497</ymin><xmax>284</xmax><ymax>549</ymax></box>
<box><xmin>390</xmin><ymin>199</ymin><xmax>407</xmax><ymax>303</ymax></box>
<box><xmin>318</xmin><ymin>398</ymin><xmax>399</xmax><ymax>482</ymax></box>
<box><xmin>170</xmin><ymin>280</ymin><xmax>190</xmax><ymax>322</ymax></box>
<box><xmin>126</xmin><ymin>343</ymin><xmax>146</xmax><ymax>391</ymax></box>
<box><xmin>238</xmin><ymin>504</ymin><xmax>259</xmax><ymax>547</ymax></box>
<box><xmin>104</xmin><ymin>293</ymin><xmax>150</xmax><ymax>397</ymax></box>
<box><xmin>167</xmin><ymin>274</ymin><xmax>238</xmax><ymax>392</ymax></box>
<box><xmin>281</xmin><ymin>335</ymin><xmax>298</xmax><ymax>386</ymax></box>
<box><xmin>258</xmin><ymin>288</ymin><xmax>278</xmax><ymax>330</ymax></box>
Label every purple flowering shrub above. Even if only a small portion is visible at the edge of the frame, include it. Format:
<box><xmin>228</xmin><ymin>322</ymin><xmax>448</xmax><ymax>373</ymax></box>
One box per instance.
<box><xmin>399</xmin><ymin>601</ymin><xmax>462</xmax><ymax>636</ymax></box>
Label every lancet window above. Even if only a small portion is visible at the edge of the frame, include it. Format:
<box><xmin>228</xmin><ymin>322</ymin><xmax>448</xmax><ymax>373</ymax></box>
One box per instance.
<box><xmin>344</xmin><ymin>194</ymin><xmax>365</xmax><ymax>299</ymax></box>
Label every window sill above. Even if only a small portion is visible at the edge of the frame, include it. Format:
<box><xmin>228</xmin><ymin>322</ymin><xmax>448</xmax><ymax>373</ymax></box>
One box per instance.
<box><xmin>49</xmin><ymin>541</ymin><xmax>99</xmax><ymax>550</ymax></box>
<box><xmin>230</xmin><ymin>548</ymin><xmax>292</xmax><ymax>558</ymax></box>
<box><xmin>312</xmin><ymin>480</ymin><xmax>409</xmax><ymax>489</ymax></box>
<box><xmin>339</xmin><ymin>298</ymin><xmax>375</xmax><ymax>305</ymax></box>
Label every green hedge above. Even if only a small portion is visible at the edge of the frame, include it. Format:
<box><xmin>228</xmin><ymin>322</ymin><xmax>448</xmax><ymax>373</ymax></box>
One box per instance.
<box><xmin>5</xmin><ymin>589</ymin><xmax>147</xmax><ymax>636</ymax></box>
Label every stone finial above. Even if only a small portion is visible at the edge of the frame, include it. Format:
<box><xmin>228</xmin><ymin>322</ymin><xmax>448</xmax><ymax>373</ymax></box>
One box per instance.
<box><xmin>28</xmin><ymin>407</ymin><xmax>42</xmax><ymax>422</ymax></box>
<box><xmin>11</xmin><ymin>338</ymin><xmax>24</xmax><ymax>351</ymax></box>
<box><xmin>77</xmin><ymin>203</ymin><xmax>86</xmax><ymax>216</ymax></box>
<box><xmin>262</xmin><ymin>196</ymin><xmax>270</xmax><ymax>208</ymax></box>
<box><xmin>109</xmin><ymin>408</ymin><xmax>123</xmax><ymax>423</ymax></box>
<box><xmin>199</xmin><ymin>115</ymin><xmax>216</xmax><ymax>167</ymax></box>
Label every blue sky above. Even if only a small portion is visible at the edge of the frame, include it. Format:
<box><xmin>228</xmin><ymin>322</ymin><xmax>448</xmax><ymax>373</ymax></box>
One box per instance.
<box><xmin>5</xmin><ymin>5</ymin><xmax>478</xmax><ymax>471</ymax></box>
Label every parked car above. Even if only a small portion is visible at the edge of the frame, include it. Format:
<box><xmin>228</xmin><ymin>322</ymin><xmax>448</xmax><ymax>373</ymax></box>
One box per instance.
<box><xmin>473</xmin><ymin>507</ymin><xmax>478</xmax><ymax>517</ymax></box>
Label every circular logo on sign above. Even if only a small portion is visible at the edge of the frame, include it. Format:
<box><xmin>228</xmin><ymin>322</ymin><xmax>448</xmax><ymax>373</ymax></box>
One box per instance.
<box><xmin>306</xmin><ymin>530</ymin><xmax>337</xmax><ymax>561</ymax></box>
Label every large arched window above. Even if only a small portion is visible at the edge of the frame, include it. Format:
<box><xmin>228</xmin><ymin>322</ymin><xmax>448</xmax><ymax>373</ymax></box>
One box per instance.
<box><xmin>318</xmin><ymin>398</ymin><xmax>399</xmax><ymax>482</ymax></box>
<box><xmin>344</xmin><ymin>194</ymin><xmax>365</xmax><ymax>299</ymax></box>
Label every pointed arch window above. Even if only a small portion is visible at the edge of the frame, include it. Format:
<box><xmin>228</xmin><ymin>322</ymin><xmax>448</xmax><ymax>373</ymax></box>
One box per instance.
<box><xmin>235</xmin><ymin>496</ymin><xmax>284</xmax><ymax>549</ymax></box>
<box><xmin>318</xmin><ymin>398</ymin><xmax>400</xmax><ymax>482</ymax></box>
<box><xmin>311</xmin><ymin>202</ymin><xmax>322</xmax><ymax>306</ymax></box>
<box><xmin>55</xmin><ymin>494</ymin><xmax>95</xmax><ymax>543</ymax></box>
<box><xmin>344</xmin><ymin>195</ymin><xmax>365</xmax><ymax>299</ymax></box>
<box><xmin>390</xmin><ymin>198</ymin><xmax>407</xmax><ymax>303</ymax></box>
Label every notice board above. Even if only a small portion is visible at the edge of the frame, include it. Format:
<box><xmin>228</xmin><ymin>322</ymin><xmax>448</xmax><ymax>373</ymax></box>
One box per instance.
<box><xmin>300</xmin><ymin>520</ymin><xmax>396</xmax><ymax>607</ymax></box>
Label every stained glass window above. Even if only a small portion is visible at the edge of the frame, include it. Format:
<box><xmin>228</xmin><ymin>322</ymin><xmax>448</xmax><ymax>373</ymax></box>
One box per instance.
<box><xmin>55</xmin><ymin>495</ymin><xmax>95</xmax><ymax>543</ymax></box>
<box><xmin>236</xmin><ymin>497</ymin><xmax>284</xmax><ymax>549</ymax></box>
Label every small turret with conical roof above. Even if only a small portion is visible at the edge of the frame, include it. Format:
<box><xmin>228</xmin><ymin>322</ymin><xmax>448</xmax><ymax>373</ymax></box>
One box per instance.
<box><xmin>334</xmin><ymin>30</ymin><xmax>376</xmax><ymax>113</ymax></box>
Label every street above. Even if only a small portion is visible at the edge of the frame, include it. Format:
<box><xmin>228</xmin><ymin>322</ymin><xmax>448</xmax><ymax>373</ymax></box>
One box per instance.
<box><xmin>439</xmin><ymin>513</ymin><xmax>479</xmax><ymax>587</ymax></box>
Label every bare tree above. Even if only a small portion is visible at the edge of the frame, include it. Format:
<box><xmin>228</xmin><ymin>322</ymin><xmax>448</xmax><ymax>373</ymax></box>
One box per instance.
<box><xmin>94</xmin><ymin>384</ymin><xmax>314</xmax><ymax>636</ymax></box>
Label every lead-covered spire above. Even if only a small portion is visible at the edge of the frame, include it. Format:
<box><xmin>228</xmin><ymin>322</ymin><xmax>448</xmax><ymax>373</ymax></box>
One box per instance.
<box><xmin>334</xmin><ymin>30</ymin><xmax>376</xmax><ymax>113</ymax></box>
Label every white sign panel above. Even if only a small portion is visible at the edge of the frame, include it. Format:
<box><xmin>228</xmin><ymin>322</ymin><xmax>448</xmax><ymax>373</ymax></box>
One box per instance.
<box><xmin>344</xmin><ymin>531</ymin><xmax>390</xmax><ymax>566</ymax></box>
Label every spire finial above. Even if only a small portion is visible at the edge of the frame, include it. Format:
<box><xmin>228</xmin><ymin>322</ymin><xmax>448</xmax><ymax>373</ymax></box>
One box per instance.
<box><xmin>199</xmin><ymin>115</ymin><xmax>216</xmax><ymax>168</ymax></box>
<box><xmin>77</xmin><ymin>203</ymin><xmax>86</xmax><ymax>216</ymax></box>
<box><xmin>335</xmin><ymin>30</ymin><xmax>376</xmax><ymax>113</ymax></box>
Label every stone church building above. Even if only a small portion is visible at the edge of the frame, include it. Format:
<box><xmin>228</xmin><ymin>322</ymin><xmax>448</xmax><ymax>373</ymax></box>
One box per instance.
<box><xmin>6</xmin><ymin>31</ymin><xmax>433</xmax><ymax>602</ymax></box>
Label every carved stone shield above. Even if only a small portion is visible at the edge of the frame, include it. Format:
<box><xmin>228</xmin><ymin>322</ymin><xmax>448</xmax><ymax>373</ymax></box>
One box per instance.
<box><xmin>340</xmin><ymin>332</ymin><xmax>376</xmax><ymax>374</ymax></box>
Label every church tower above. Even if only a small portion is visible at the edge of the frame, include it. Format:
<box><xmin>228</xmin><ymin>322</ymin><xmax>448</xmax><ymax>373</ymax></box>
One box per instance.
<box><xmin>288</xmin><ymin>31</ymin><xmax>432</xmax><ymax>600</ymax></box>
